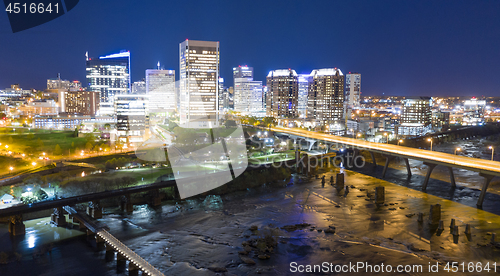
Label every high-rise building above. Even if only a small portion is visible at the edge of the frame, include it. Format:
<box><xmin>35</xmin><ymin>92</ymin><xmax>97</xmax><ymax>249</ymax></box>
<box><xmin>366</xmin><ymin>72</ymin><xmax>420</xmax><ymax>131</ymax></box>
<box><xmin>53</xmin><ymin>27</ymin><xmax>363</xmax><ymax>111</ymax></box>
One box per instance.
<box><xmin>266</xmin><ymin>69</ymin><xmax>298</xmax><ymax>118</ymax></box>
<box><xmin>233</xmin><ymin>66</ymin><xmax>253</xmax><ymax>79</ymax></box>
<box><xmin>114</xmin><ymin>94</ymin><xmax>149</xmax><ymax>143</ymax></box>
<box><xmin>397</xmin><ymin>97</ymin><xmax>432</xmax><ymax>136</ymax></box>
<box><xmin>131</xmin><ymin>80</ymin><xmax>146</xmax><ymax>94</ymax></box>
<box><xmin>65</xmin><ymin>90</ymin><xmax>99</xmax><ymax>116</ymax></box>
<box><xmin>234</xmin><ymin>77</ymin><xmax>263</xmax><ymax>114</ymax></box>
<box><xmin>344</xmin><ymin>73</ymin><xmax>361</xmax><ymax>120</ymax></box>
<box><xmin>179</xmin><ymin>40</ymin><xmax>220</xmax><ymax>127</ymax></box>
<box><xmin>298</xmin><ymin>74</ymin><xmax>310</xmax><ymax>119</ymax></box>
<box><xmin>146</xmin><ymin>69</ymin><xmax>176</xmax><ymax>114</ymax></box>
<box><xmin>345</xmin><ymin>73</ymin><xmax>361</xmax><ymax>108</ymax></box>
<box><xmin>86</xmin><ymin>51</ymin><xmax>131</xmax><ymax>115</ymax></box>
<box><xmin>307</xmin><ymin>68</ymin><xmax>345</xmax><ymax>126</ymax></box>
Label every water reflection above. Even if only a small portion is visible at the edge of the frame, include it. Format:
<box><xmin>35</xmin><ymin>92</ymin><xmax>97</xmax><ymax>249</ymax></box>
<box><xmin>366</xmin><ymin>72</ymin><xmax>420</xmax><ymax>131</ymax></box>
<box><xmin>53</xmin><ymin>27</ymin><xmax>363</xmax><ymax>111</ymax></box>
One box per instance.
<box><xmin>27</xmin><ymin>234</ymin><xmax>35</xmax><ymax>248</ymax></box>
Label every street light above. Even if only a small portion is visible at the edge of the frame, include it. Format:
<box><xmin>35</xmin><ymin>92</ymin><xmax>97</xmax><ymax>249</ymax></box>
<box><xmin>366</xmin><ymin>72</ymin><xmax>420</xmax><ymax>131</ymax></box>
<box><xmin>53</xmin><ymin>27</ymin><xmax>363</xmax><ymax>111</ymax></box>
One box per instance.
<box><xmin>489</xmin><ymin>146</ymin><xmax>495</xmax><ymax>161</ymax></box>
<box><xmin>31</xmin><ymin>162</ymin><xmax>36</xmax><ymax>166</ymax></box>
<box><xmin>384</xmin><ymin>133</ymin><xmax>388</xmax><ymax>143</ymax></box>
<box><xmin>427</xmin><ymin>138</ymin><xmax>433</xmax><ymax>151</ymax></box>
<box><xmin>357</xmin><ymin>133</ymin><xmax>362</xmax><ymax>139</ymax></box>
<box><xmin>398</xmin><ymin>139</ymin><xmax>403</xmax><ymax>146</ymax></box>
<box><xmin>9</xmin><ymin>166</ymin><xmax>13</xmax><ymax>172</ymax></box>
<box><xmin>454</xmin><ymin>147</ymin><xmax>461</xmax><ymax>155</ymax></box>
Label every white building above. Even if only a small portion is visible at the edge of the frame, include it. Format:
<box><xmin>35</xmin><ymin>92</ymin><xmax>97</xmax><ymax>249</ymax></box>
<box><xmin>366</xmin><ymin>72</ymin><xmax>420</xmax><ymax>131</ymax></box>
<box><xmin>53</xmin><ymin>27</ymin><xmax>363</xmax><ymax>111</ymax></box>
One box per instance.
<box><xmin>114</xmin><ymin>94</ymin><xmax>149</xmax><ymax>143</ymax></box>
<box><xmin>146</xmin><ymin>69</ymin><xmax>176</xmax><ymax>114</ymax></box>
<box><xmin>233</xmin><ymin>77</ymin><xmax>263</xmax><ymax>114</ymax></box>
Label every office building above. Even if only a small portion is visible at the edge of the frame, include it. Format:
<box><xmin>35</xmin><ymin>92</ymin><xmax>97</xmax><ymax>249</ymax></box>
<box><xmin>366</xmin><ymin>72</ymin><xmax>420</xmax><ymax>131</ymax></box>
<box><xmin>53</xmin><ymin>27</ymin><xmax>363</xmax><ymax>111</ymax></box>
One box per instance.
<box><xmin>345</xmin><ymin>73</ymin><xmax>361</xmax><ymax>108</ymax></box>
<box><xmin>86</xmin><ymin>51</ymin><xmax>131</xmax><ymax>115</ymax></box>
<box><xmin>266</xmin><ymin>69</ymin><xmax>298</xmax><ymax>118</ymax></box>
<box><xmin>131</xmin><ymin>80</ymin><xmax>146</xmax><ymax>94</ymax></box>
<box><xmin>114</xmin><ymin>94</ymin><xmax>149</xmax><ymax>143</ymax></box>
<box><xmin>307</xmin><ymin>68</ymin><xmax>345</xmax><ymax>127</ymax></box>
<box><xmin>233</xmin><ymin>66</ymin><xmax>253</xmax><ymax>79</ymax></box>
<box><xmin>146</xmin><ymin>69</ymin><xmax>176</xmax><ymax>114</ymax></box>
<box><xmin>179</xmin><ymin>40</ymin><xmax>220</xmax><ymax>127</ymax></box>
<box><xmin>298</xmin><ymin>74</ymin><xmax>310</xmax><ymax>118</ymax></box>
<box><xmin>463</xmin><ymin>98</ymin><xmax>486</xmax><ymax>125</ymax></box>
<box><xmin>234</xmin><ymin>77</ymin><xmax>263</xmax><ymax>114</ymax></box>
<box><xmin>65</xmin><ymin>90</ymin><xmax>99</xmax><ymax>116</ymax></box>
<box><xmin>397</xmin><ymin>97</ymin><xmax>432</xmax><ymax>136</ymax></box>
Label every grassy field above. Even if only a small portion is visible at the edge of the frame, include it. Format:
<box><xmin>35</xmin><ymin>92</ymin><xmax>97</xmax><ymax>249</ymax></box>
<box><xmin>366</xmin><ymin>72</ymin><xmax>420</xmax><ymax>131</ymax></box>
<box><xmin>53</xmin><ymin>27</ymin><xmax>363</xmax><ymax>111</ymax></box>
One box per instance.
<box><xmin>0</xmin><ymin>128</ymin><xmax>89</xmax><ymax>156</ymax></box>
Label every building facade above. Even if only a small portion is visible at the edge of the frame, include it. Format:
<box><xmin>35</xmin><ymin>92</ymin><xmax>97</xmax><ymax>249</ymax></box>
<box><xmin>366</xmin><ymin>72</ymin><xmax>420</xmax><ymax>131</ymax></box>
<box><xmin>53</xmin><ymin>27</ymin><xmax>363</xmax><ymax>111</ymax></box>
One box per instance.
<box><xmin>65</xmin><ymin>90</ymin><xmax>99</xmax><ymax>116</ymax></box>
<box><xmin>179</xmin><ymin>40</ymin><xmax>220</xmax><ymax>127</ymax></box>
<box><xmin>307</xmin><ymin>68</ymin><xmax>345</xmax><ymax>127</ymax></box>
<box><xmin>397</xmin><ymin>97</ymin><xmax>432</xmax><ymax>136</ymax></box>
<box><xmin>233</xmin><ymin>77</ymin><xmax>263</xmax><ymax>114</ymax></box>
<box><xmin>114</xmin><ymin>94</ymin><xmax>149</xmax><ymax>143</ymax></box>
<box><xmin>146</xmin><ymin>69</ymin><xmax>176</xmax><ymax>114</ymax></box>
<box><xmin>86</xmin><ymin>51</ymin><xmax>131</xmax><ymax>115</ymax></box>
<box><xmin>266</xmin><ymin>69</ymin><xmax>299</xmax><ymax>118</ymax></box>
<box><xmin>233</xmin><ymin>66</ymin><xmax>253</xmax><ymax>79</ymax></box>
<box><xmin>298</xmin><ymin>74</ymin><xmax>310</xmax><ymax>119</ymax></box>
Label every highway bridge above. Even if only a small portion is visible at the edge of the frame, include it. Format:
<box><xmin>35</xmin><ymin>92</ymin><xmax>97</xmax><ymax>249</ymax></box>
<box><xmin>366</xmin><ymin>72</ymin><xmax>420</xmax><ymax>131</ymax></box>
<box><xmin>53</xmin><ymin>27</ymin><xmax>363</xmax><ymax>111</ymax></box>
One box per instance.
<box><xmin>266</xmin><ymin>126</ymin><xmax>500</xmax><ymax>207</ymax></box>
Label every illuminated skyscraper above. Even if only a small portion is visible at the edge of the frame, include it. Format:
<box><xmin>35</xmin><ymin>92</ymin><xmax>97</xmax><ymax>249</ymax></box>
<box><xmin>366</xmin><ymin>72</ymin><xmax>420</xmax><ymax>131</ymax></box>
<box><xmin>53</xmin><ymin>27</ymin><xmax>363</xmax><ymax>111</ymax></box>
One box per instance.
<box><xmin>345</xmin><ymin>73</ymin><xmax>361</xmax><ymax>108</ymax></box>
<box><xmin>179</xmin><ymin>40</ymin><xmax>220</xmax><ymax>127</ymax></box>
<box><xmin>146</xmin><ymin>69</ymin><xmax>176</xmax><ymax>114</ymax></box>
<box><xmin>266</xmin><ymin>69</ymin><xmax>298</xmax><ymax>118</ymax></box>
<box><xmin>298</xmin><ymin>74</ymin><xmax>310</xmax><ymax>119</ymax></box>
<box><xmin>233</xmin><ymin>66</ymin><xmax>253</xmax><ymax>79</ymax></box>
<box><xmin>397</xmin><ymin>97</ymin><xmax>432</xmax><ymax>136</ymax></box>
<box><xmin>307</xmin><ymin>68</ymin><xmax>344</xmax><ymax>126</ymax></box>
<box><xmin>234</xmin><ymin>77</ymin><xmax>263</xmax><ymax>114</ymax></box>
<box><xmin>86</xmin><ymin>51</ymin><xmax>131</xmax><ymax>115</ymax></box>
<box><xmin>344</xmin><ymin>72</ymin><xmax>361</xmax><ymax>119</ymax></box>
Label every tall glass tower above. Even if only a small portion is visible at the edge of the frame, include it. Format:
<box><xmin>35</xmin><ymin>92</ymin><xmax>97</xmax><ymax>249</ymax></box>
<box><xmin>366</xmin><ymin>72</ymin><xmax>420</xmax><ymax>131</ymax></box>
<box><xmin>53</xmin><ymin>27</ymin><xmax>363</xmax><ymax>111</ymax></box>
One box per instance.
<box><xmin>86</xmin><ymin>51</ymin><xmax>131</xmax><ymax>115</ymax></box>
<box><xmin>179</xmin><ymin>40</ymin><xmax>220</xmax><ymax>128</ymax></box>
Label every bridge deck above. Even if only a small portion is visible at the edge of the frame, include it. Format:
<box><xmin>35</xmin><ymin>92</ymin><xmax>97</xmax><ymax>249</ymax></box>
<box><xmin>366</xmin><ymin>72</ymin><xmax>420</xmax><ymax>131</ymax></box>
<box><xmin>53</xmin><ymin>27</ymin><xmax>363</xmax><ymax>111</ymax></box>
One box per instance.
<box><xmin>97</xmin><ymin>230</ymin><xmax>164</xmax><ymax>276</ymax></box>
<box><xmin>271</xmin><ymin>126</ymin><xmax>500</xmax><ymax>177</ymax></box>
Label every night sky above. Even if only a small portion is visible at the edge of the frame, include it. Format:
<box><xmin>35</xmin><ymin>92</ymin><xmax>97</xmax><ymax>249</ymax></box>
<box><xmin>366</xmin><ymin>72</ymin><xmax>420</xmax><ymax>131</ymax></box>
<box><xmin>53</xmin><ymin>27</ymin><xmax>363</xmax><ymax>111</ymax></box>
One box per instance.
<box><xmin>0</xmin><ymin>0</ymin><xmax>499</xmax><ymax>96</ymax></box>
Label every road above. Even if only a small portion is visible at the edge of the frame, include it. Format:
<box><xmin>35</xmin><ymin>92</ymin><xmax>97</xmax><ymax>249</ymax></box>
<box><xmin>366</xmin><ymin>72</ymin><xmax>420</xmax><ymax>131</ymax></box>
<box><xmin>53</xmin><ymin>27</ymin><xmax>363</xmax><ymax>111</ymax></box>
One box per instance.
<box><xmin>269</xmin><ymin>126</ymin><xmax>500</xmax><ymax>177</ymax></box>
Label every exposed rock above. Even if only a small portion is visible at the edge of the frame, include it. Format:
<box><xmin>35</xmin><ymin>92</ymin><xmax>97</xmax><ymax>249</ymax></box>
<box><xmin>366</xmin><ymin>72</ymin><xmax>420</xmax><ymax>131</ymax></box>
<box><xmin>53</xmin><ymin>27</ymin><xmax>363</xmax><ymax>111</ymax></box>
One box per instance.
<box><xmin>249</xmin><ymin>225</ymin><xmax>258</xmax><ymax>231</ymax></box>
<box><xmin>258</xmin><ymin>254</ymin><xmax>270</xmax><ymax>260</ymax></box>
<box><xmin>238</xmin><ymin>250</ymin><xmax>248</xmax><ymax>255</ymax></box>
<box><xmin>405</xmin><ymin>213</ymin><xmax>415</xmax><ymax>218</ymax></box>
<box><xmin>281</xmin><ymin>223</ymin><xmax>311</xmax><ymax>232</ymax></box>
<box><xmin>240</xmin><ymin>255</ymin><xmax>256</xmax><ymax>265</ymax></box>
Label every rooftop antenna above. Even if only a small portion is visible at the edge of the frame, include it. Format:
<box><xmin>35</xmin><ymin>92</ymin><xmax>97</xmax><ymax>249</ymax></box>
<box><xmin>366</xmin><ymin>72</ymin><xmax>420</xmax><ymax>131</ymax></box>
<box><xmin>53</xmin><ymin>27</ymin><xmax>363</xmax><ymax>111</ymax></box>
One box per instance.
<box><xmin>85</xmin><ymin>51</ymin><xmax>88</xmax><ymax>61</ymax></box>
<box><xmin>157</xmin><ymin>61</ymin><xmax>160</xmax><ymax>70</ymax></box>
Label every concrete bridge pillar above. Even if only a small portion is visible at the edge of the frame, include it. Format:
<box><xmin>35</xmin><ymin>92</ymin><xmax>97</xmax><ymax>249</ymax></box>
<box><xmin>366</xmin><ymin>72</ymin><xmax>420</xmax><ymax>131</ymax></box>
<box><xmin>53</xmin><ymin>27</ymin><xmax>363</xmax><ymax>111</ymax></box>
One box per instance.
<box><xmin>96</xmin><ymin>235</ymin><xmax>105</xmax><ymax>251</ymax></box>
<box><xmin>116</xmin><ymin>252</ymin><xmax>126</xmax><ymax>272</ymax></box>
<box><xmin>336</xmin><ymin>173</ymin><xmax>344</xmax><ymax>190</ymax></box>
<box><xmin>51</xmin><ymin>207</ymin><xmax>67</xmax><ymax>227</ymax></box>
<box><xmin>403</xmin><ymin>158</ymin><xmax>412</xmax><ymax>177</ymax></box>
<box><xmin>369</xmin><ymin>151</ymin><xmax>377</xmax><ymax>167</ymax></box>
<box><xmin>129</xmin><ymin>262</ymin><xmax>140</xmax><ymax>276</ymax></box>
<box><xmin>477</xmin><ymin>173</ymin><xmax>495</xmax><ymax>208</ymax></box>
<box><xmin>422</xmin><ymin>162</ymin><xmax>438</xmax><ymax>191</ymax></box>
<box><xmin>150</xmin><ymin>189</ymin><xmax>161</xmax><ymax>207</ymax></box>
<box><xmin>121</xmin><ymin>195</ymin><xmax>133</xmax><ymax>213</ymax></box>
<box><xmin>382</xmin><ymin>155</ymin><xmax>395</xmax><ymax>178</ymax></box>
<box><xmin>448</xmin><ymin>167</ymin><xmax>456</xmax><ymax>188</ymax></box>
<box><xmin>105</xmin><ymin>243</ymin><xmax>115</xmax><ymax>262</ymax></box>
<box><xmin>87</xmin><ymin>200</ymin><xmax>102</xmax><ymax>219</ymax></box>
<box><xmin>8</xmin><ymin>214</ymin><xmax>25</xmax><ymax>236</ymax></box>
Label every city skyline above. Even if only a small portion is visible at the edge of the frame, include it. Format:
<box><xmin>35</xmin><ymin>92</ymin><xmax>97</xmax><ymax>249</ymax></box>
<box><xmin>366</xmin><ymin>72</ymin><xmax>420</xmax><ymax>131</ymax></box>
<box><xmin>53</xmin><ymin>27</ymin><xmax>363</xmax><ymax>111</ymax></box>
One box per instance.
<box><xmin>1</xmin><ymin>0</ymin><xmax>500</xmax><ymax>96</ymax></box>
